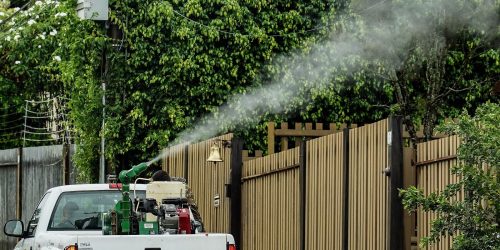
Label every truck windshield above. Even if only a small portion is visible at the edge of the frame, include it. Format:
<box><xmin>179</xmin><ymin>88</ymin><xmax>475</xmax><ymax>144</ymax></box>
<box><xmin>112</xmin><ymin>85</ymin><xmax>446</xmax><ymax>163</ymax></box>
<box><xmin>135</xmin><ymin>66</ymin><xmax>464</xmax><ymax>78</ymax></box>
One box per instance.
<box><xmin>48</xmin><ymin>190</ymin><xmax>145</xmax><ymax>231</ymax></box>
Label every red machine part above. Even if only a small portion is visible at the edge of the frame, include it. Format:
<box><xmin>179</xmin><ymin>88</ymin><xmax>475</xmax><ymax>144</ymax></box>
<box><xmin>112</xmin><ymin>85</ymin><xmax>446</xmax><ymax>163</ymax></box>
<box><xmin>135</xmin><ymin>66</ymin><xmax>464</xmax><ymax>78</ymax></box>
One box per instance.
<box><xmin>177</xmin><ymin>208</ymin><xmax>191</xmax><ymax>234</ymax></box>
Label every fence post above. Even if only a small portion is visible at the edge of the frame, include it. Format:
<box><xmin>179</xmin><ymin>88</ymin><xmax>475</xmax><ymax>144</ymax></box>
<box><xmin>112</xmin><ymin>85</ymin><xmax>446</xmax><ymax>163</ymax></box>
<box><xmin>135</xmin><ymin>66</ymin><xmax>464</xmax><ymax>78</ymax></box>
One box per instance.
<box><xmin>299</xmin><ymin>140</ymin><xmax>307</xmax><ymax>250</ymax></box>
<box><xmin>389</xmin><ymin>116</ymin><xmax>404</xmax><ymax>250</ymax></box>
<box><xmin>16</xmin><ymin>147</ymin><xmax>23</xmax><ymax>220</ymax></box>
<box><xmin>62</xmin><ymin>144</ymin><xmax>70</xmax><ymax>185</ymax></box>
<box><xmin>342</xmin><ymin>128</ymin><xmax>350</xmax><ymax>250</ymax></box>
<box><xmin>230</xmin><ymin>138</ymin><xmax>243</xmax><ymax>249</ymax></box>
<box><xmin>267</xmin><ymin>122</ymin><xmax>275</xmax><ymax>154</ymax></box>
<box><xmin>183</xmin><ymin>145</ymin><xmax>189</xmax><ymax>182</ymax></box>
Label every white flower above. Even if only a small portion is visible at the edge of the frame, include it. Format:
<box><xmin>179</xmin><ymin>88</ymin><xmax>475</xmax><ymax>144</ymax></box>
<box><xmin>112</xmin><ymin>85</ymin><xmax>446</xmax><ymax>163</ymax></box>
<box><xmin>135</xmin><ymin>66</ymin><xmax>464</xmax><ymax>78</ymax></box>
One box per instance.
<box><xmin>38</xmin><ymin>34</ymin><xmax>45</xmax><ymax>40</ymax></box>
<box><xmin>53</xmin><ymin>56</ymin><xmax>61</xmax><ymax>62</ymax></box>
<box><xmin>18</xmin><ymin>27</ymin><xmax>24</xmax><ymax>30</ymax></box>
<box><xmin>38</xmin><ymin>45</ymin><xmax>41</xmax><ymax>48</ymax></box>
<box><xmin>27</xmin><ymin>19</ymin><xmax>36</xmax><ymax>25</ymax></box>
<box><xmin>35</xmin><ymin>15</ymin><xmax>39</xmax><ymax>19</ymax></box>
<box><xmin>0</xmin><ymin>20</ymin><xmax>3</xmax><ymax>24</ymax></box>
<box><xmin>14</xmin><ymin>34</ymin><xmax>20</xmax><ymax>41</ymax></box>
<box><xmin>5</xmin><ymin>36</ymin><xmax>11</xmax><ymax>41</ymax></box>
<box><xmin>0</xmin><ymin>12</ymin><xmax>4</xmax><ymax>16</ymax></box>
<box><xmin>58</xmin><ymin>43</ymin><xmax>62</xmax><ymax>46</ymax></box>
<box><xmin>55</xmin><ymin>12</ymin><xmax>67</xmax><ymax>18</ymax></box>
<box><xmin>15</xmin><ymin>61</ymin><xmax>21</xmax><ymax>64</ymax></box>
<box><xmin>35</xmin><ymin>1</ymin><xmax>43</xmax><ymax>6</ymax></box>
<box><xmin>49</xmin><ymin>29</ymin><xmax>57</xmax><ymax>36</ymax></box>
<box><xmin>14</xmin><ymin>7</ymin><xmax>20</xmax><ymax>11</ymax></box>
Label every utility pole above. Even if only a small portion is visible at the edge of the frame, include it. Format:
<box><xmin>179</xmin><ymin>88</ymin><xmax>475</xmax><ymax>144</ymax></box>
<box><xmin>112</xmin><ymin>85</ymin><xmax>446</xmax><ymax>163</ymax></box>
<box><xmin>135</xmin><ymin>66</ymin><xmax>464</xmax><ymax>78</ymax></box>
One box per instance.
<box><xmin>100</xmin><ymin>79</ymin><xmax>106</xmax><ymax>183</ymax></box>
<box><xmin>76</xmin><ymin>0</ymin><xmax>109</xmax><ymax>183</ymax></box>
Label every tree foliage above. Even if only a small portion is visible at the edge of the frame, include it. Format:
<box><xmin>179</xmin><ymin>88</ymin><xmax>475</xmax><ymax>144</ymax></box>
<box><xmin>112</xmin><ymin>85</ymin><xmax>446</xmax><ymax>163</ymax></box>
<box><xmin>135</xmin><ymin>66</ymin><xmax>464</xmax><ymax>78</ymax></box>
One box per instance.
<box><xmin>401</xmin><ymin>102</ymin><xmax>500</xmax><ymax>250</ymax></box>
<box><xmin>0</xmin><ymin>0</ymin><xmax>498</xmax><ymax>182</ymax></box>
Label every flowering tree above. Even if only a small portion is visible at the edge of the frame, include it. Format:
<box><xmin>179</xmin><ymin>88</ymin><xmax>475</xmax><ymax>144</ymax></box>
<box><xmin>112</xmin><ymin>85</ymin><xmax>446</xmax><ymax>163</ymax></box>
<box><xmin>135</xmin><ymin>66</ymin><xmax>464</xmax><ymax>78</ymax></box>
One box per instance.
<box><xmin>0</xmin><ymin>0</ymin><xmax>105</xmax><ymax>180</ymax></box>
<box><xmin>0</xmin><ymin>0</ymin><xmax>101</xmax><ymax>96</ymax></box>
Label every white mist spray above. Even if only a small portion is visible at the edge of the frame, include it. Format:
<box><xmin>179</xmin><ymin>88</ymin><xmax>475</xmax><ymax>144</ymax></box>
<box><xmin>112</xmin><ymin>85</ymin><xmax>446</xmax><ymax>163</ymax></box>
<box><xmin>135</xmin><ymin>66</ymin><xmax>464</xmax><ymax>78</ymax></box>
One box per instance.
<box><xmin>146</xmin><ymin>0</ymin><xmax>498</xmax><ymax>165</ymax></box>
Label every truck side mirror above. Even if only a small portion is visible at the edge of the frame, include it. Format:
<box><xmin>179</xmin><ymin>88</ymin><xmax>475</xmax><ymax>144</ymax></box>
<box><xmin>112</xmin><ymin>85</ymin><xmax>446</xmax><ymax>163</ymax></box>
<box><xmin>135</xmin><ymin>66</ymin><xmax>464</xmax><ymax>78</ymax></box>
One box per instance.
<box><xmin>4</xmin><ymin>220</ymin><xmax>24</xmax><ymax>237</ymax></box>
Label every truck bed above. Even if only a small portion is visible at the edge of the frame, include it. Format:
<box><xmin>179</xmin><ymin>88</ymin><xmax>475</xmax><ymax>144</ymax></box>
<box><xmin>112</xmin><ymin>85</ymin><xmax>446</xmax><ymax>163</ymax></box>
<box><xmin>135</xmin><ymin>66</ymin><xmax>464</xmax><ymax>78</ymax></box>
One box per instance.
<box><xmin>76</xmin><ymin>233</ymin><xmax>233</xmax><ymax>250</ymax></box>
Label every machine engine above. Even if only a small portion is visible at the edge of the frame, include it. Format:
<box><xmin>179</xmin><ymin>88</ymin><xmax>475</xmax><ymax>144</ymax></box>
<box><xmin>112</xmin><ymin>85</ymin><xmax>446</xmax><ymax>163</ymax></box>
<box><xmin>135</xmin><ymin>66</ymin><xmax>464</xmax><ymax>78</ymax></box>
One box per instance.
<box><xmin>102</xmin><ymin>163</ymin><xmax>203</xmax><ymax>235</ymax></box>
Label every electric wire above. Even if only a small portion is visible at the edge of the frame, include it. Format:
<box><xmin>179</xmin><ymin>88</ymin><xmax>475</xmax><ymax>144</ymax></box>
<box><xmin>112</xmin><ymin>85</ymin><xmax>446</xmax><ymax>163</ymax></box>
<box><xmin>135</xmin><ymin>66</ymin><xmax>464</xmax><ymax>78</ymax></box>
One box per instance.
<box><xmin>25</xmin><ymin>109</ymin><xmax>51</xmax><ymax>115</ymax></box>
<box><xmin>22</xmin><ymin>129</ymin><xmax>66</xmax><ymax>135</ymax></box>
<box><xmin>23</xmin><ymin>124</ymin><xmax>51</xmax><ymax>130</ymax></box>
<box><xmin>170</xmin><ymin>0</ymin><xmax>391</xmax><ymax>38</ymax></box>
<box><xmin>40</xmin><ymin>158</ymin><xmax>63</xmax><ymax>167</ymax></box>
<box><xmin>0</xmin><ymin>117</ymin><xmax>24</xmax><ymax>124</ymax></box>
<box><xmin>0</xmin><ymin>0</ymin><xmax>33</xmax><ymax>30</ymax></box>
<box><xmin>0</xmin><ymin>138</ymin><xmax>22</xmax><ymax>143</ymax></box>
<box><xmin>0</xmin><ymin>124</ymin><xmax>23</xmax><ymax>131</ymax></box>
<box><xmin>25</xmin><ymin>97</ymin><xmax>59</xmax><ymax>104</ymax></box>
<box><xmin>0</xmin><ymin>112</ymin><xmax>22</xmax><ymax>118</ymax></box>
<box><xmin>24</xmin><ymin>114</ymin><xmax>63</xmax><ymax>119</ymax></box>
<box><xmin>0</xmin><ymin>106</ymin><xmax>17</xmax><ymax>110</ymax></box>
<box><xmin>23</xmin><ymin>137</ymin><xmax>61</xmax><ymax>142</ymax></box>
<box><xmin>0</xmin><ymin>132</ymin><xmax>22</xmax><ymax>137</ymax></box>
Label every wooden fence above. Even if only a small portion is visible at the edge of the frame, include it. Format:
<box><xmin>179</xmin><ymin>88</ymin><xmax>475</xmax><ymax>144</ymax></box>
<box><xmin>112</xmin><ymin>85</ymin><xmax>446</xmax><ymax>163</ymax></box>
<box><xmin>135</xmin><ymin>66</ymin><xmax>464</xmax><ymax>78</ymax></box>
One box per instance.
<box><xmin>0</xmin><ymin>144</ymin><xmax>76</xmax><ymax>250</ymax></box>
<box><xmin>305</xmin><ymin>131</ymin><xmax>345</xmax><ymax>250</ymax></box>
<box><xmin>348</xmin><ymin>119</ymin><xmax>391</xmax><ymax>250</ymax></box>
<box><xmin>238</xmin><ymin>118</ymin><xmax>403</xmax><ymax>250</ymax></box>
<box><xmin>160</xmin><ymin>117</ymin><xmax>479</xmax><ymax>250</ymax></box>
<box><xmin>162</xmin><ymin>134</ymin><xmax>234</xmax><ymax>233</ymax></box>
<box><xmin>242</xmin><ymin>147</ymin><xmax>301</xmax><ymax>250</ymax></box>
<box><xmin>267</xmin><ymin>122</ymin><xmax>354</xmax><ymax>154</ymax></box>
<box><xmin>415</xmin><ymin>136</ymin><xmax>461</xmax><ymax>250</ymax></box>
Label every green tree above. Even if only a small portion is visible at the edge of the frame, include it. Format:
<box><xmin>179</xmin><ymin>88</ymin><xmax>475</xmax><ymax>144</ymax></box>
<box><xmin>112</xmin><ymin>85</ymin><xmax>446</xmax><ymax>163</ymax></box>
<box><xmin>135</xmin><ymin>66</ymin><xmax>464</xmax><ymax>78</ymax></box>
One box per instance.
<box><xmin>0</xmin><ymin>0</ymin><xmax>105</xmax><ymax>180</ymax></box>
<box><xmin>101</xmin><ymin>0</ymin><xmax>344</xmax><ymax>173</ymax></box>
<box><xmin>400</xmin><ymin>102</ymin><xmax>500</xmax><ymax>249</ymax></box>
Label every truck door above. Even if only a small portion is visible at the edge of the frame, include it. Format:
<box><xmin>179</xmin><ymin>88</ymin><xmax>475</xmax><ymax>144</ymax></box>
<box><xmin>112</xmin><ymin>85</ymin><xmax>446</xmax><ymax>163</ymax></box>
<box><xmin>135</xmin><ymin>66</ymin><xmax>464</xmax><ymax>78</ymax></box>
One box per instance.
<box><xmin>21</xmin><ymin>192</ymin><xmax>51</xmax><ymax>250</ymax></box>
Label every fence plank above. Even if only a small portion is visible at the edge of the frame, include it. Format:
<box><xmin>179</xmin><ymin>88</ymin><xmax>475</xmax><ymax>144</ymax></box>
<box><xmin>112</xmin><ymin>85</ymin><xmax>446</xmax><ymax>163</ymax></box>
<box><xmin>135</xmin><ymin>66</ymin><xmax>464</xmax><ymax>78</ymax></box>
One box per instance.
<box><xmin>242</xmin><ymin>147</ymin><xmax>300</xmax><ymax>250</ymax></box>
<box><xmin>416</xmin><ymin>135</ymin><xmax>460</xmax><ymax>250</ymax></box>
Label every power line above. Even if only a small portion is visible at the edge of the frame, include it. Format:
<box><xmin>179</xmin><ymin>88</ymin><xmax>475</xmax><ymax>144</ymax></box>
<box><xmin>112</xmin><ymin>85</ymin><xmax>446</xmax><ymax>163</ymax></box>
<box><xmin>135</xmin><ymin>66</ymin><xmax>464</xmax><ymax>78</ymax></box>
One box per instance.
<box><xmin>25</xmin><ymin>109</ymin><xmax>51</xmax><ymax>115</ymax></box>
<box><xmin>171</xmin><ymin>8</ymin><xmax>330</xmax><ymax>38</ymax></box>
<box><xmin>22</xmin><ymin>129</ymin><xmax>66</xmax><ymax>135</ymax></box>
<box><xmin>170</xmin><ymin>1</ymin><xmax>389</xmax><ymax>38</ymax></box>
<box><xmin>24</xmin><ymin>114</ymin><xmax>64</xmax><ymax>119</ymax></box>
<box><xmin>0</xmin><ymin>0</ymin><xmax>33</xmax><ymax>30</ymax></box>
<box><xmin>0</xmin><ymin>112</ymin><xmax>22</xmax><ymax>118</ymax></box>
<box><xmin>25</xmin><ymin>97</ymin><xmax>59</xmax><ymax>104</ymax></box>
<box><xmin>0</xmin><ymin>117</ymin><xmax>24</xmax><ymax>124</ymax></box>
<box><xmin>0</xmin><ymin>131</ymin><xmax>22</xmax><ymax>137</ymax></box>
<box><xmin>23</xmin><ymin>124</ymin><xmax>52</xmax><ymax>130</ymax></box>
<box><xmin>41</xmin><ymin>158</ymin><xmax>63</xmax><ymax>167</ymax></box>
<box><xmin>0</xmin><ymin>124</ymin><xmax>23</xmax><ymax>131</ymax></box>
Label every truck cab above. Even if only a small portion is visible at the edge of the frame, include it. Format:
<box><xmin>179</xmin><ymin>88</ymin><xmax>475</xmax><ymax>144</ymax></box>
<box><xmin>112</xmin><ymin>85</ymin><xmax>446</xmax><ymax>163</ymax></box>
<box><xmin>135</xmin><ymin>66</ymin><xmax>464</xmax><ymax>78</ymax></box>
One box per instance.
<box><xmin>4</xmin><ymin>184</ymin><xmax>235</xmax><ymax>250</ymax></box>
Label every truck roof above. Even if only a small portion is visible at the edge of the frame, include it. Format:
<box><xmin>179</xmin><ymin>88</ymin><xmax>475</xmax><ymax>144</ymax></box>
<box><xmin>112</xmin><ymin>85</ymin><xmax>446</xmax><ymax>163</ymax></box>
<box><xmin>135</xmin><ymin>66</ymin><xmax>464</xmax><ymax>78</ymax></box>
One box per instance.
<box><xmin>46</xmin><ymin>183</ymin><xmax>148</xmax><ymax>193</ymax></box>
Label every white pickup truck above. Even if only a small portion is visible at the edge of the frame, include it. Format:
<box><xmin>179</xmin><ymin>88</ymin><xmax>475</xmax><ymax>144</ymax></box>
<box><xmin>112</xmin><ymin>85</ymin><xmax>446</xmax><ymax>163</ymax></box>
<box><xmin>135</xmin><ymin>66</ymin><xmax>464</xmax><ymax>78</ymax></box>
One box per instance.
<box><xmin>3</xmin><ymin>184</ymin><xmax>236</xmax><ymax>250</ymax></box>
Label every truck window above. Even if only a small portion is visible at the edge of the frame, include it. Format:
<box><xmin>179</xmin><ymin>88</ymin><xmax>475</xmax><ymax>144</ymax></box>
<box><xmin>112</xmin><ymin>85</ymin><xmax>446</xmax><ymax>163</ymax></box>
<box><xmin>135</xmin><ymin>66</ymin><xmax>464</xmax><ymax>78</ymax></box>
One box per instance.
<box><xmin>26</xmin><ymin>192</ymin><xmax>51</xmax><ymax>236</ymax></box>
<box><xmin>48</xmin><ymin>190</ymin><xmax>145</xmax><ymax>231</ymax></box>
